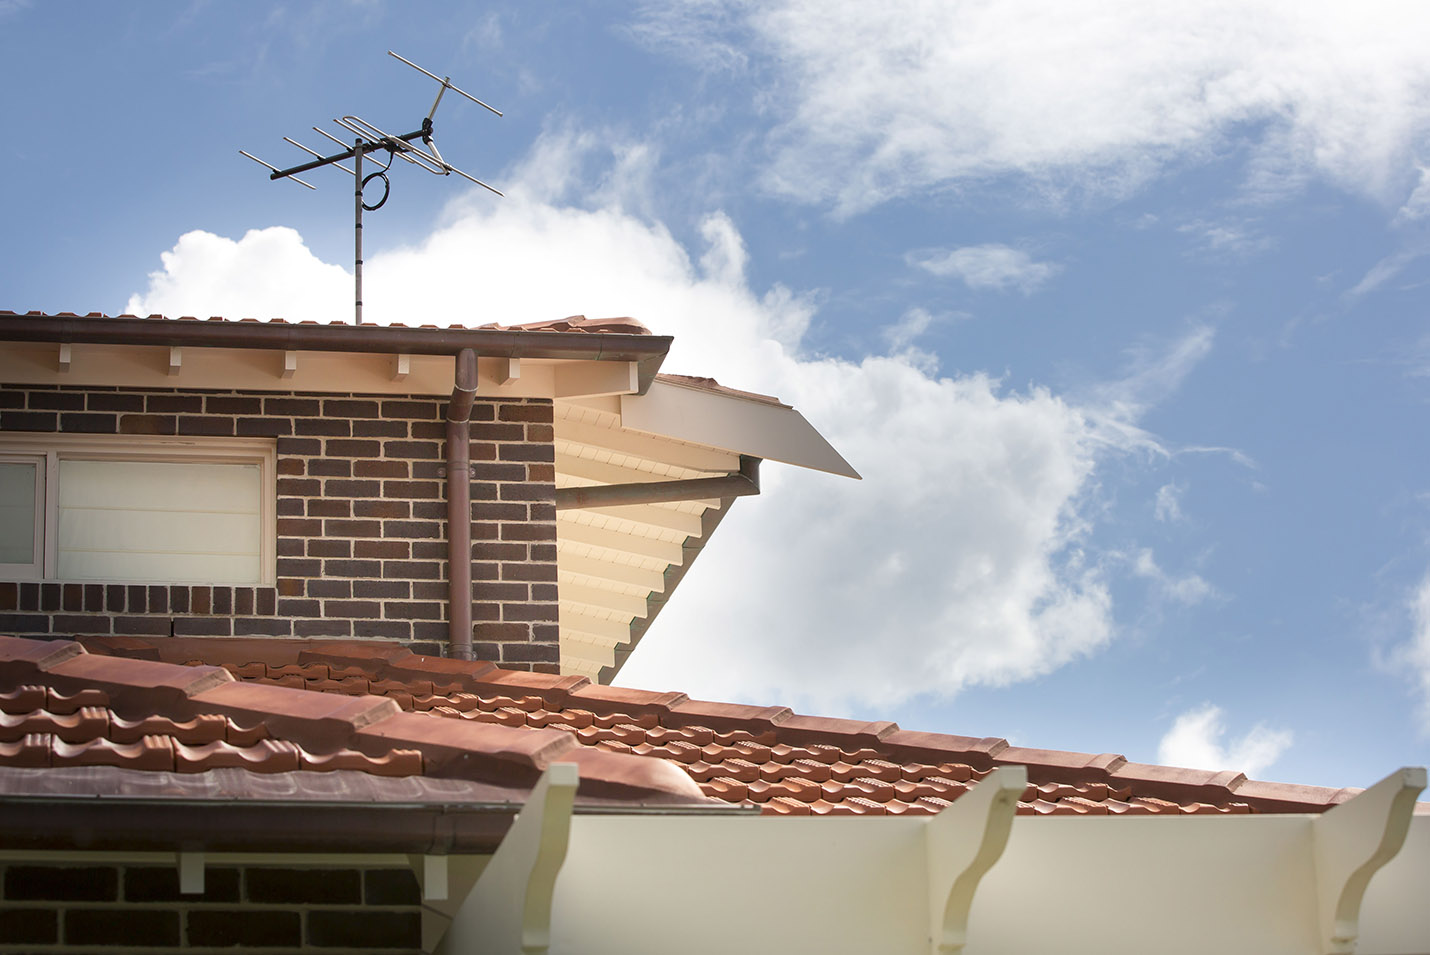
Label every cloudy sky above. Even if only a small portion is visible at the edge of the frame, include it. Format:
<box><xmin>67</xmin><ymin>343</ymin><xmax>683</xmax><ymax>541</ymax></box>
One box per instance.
<box><xmin>4</xmin><ymin>1</ymin><xmax>1429</xmax><ymax>789</ymax></box>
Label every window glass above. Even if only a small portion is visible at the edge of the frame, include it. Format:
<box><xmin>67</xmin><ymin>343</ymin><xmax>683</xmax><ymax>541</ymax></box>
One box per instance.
<box><xmin>0</xmin><ymin>461</ymin><xmax>39</xmax><ymax>565</ymax></box>
<box><xmin>57</xmin><ymin>459</ymin><xmax>262</xmax><ymax>584</ymax></box>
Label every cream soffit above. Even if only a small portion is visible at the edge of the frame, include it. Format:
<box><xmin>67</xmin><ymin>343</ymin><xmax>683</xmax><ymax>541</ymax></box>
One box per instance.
<box><xmin>552</xmin><ymin>379</ymin><xmax>854</xmax><ymax>683</ymax></box>
<box><xmin>552</xmin><ymin>395</ymin><xmax>739</xmax><ymax>683</ymax></box>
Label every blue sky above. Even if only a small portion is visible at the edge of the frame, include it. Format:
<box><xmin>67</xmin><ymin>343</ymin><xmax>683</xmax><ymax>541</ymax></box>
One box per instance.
<box><xmin>4</xmin><ymin>1</ymin><xmax>1429</xmax><ymax>790</ymax></box>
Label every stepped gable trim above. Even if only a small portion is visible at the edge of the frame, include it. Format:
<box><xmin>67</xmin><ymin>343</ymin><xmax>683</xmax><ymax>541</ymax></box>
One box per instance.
<box><xmin>566</xmin><ymin>685</ymin><xmax>690</xmax><ymax>720</ymax></box>
<box><xmin>73</xmin><ymin>638</ymin><xmax>1382</xmax><ymax>814</ymax></box>
<box><xmin>192</xmin><ymin>682</ymin><xmax>400</xmax><ymax>753</ymax></box>
<box><xmin>355</xmin><ymin>710</ymin><xmax>576</xmax><ymax>787</ymax></box>
<box><xmin>0</xmin><ymin>635</ymin><xmax>85</xmax><ymax>685</ymax></box>
<box><xmin>776</xmin><ymin>715</ymin><xmax>899</xmax><ymax>748</ymax></box>
<box><xmin>3</xmin><ymin>637</ymin><xmax>714</xmax><ymax>805</ymax></box>
<box><xmin>664</xmin><ymin>701</ymin><xmax>795</xmax><ymax>733</ymax></box>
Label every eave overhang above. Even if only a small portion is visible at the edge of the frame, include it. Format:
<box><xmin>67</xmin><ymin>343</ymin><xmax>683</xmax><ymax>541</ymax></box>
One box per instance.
<box><xmin>0</xmin><ymin>311</ymin><xmax>671</xmax><ymax>398</ymax></box>
<box><xmin>551</xmin><ymin>379</ymin><xmax>856</xmax><ymax>682</ymax></box>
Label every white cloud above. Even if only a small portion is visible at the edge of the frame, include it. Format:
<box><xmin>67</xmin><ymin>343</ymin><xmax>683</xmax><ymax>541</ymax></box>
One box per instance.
<box><xmin>1346</xmin><ymin>248</ymin><xmax>1428</xmax><ymax>299</ymax></box>
<box><xmin>907</xmin><ymin>244</ymin><xmax>1061</xmax><ymax>293</ymax></box>
<box><xmin>1176</xmin><ymin>219</ymin><xmax>1275</xmax><ymax>259</ymax></box>
<box><xmin>1132</xmin><ymin>549</ymin><xmax>1214</xmax><ymax>607</ymax></box>
<box><xmin>1399</xmin><ymin>573</ymin><xmax>1430</xmax><ymax>733</ymax></box>
<box><xmin>1158</xmin><ymin>703</ymin><xmax>1293</xmax><ymax>776</ymax></box>
<box><xmin>1087</xmin><ymin>325</ymin><xmax>1216</xmax><ymax>432</ymax></box>
<box><xmin>637</xmin><ymin>0</ymin><xmax>1430</xmax><ymax>214</ymax></box>
<box><xmin>1154</xmin><ymin>483</ymin><xmax>1185</xmax><ymax>523</ymax></box>
<box><xmin>126</xmin><ymin>227</ymin><xmax>350</xmax><ymax>323</ymax></box>
<box><xmin>881</xmin><ymin>306</ymin><xmax>969</xmax><ymax>356</ymax></box>
<box><xmin>123</xmin><ymin>138</ymin><xmax>1204</xmax><ymax>713</ymax></box>
<box><xmin>1394</xmin><ymin>166</ymin><xmax>1430</xmax><ymax>223</ymax></box>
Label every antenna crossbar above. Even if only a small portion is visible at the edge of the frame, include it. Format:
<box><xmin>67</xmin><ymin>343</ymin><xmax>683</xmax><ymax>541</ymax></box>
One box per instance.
<box><xmin>262</xmin><ymin>126</ymin><xmax>429</xmax><ymax>183</ymax></box>
<box><xmin>238</xmin><ymin>51</ymin><xmax>502</xmax><ymax>324</ymax></box>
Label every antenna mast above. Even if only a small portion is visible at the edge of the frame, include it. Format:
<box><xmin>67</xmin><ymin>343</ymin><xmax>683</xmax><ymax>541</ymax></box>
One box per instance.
<box><xmin>240</xmin><ymin>52</ymin><xmax>502</xmax><ymax>325</ymax></box>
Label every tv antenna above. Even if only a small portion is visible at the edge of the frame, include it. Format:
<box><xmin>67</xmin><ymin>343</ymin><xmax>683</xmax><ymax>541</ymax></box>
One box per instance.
<box><xmin>240</xmin><ymin>51</ymin><xmax>502</xmax><ymax>325</ymax></box>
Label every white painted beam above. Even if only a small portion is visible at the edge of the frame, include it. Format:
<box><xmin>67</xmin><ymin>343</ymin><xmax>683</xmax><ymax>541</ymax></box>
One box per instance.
<box><xmin>177</xmin><ymin>851</ymin><xmax>205</xmax><ymax>895</ymax></box>
<box><xmin>555</xmin><ymin>520</ymin><xmax>686</xmax><ymax>566</ymax></box>
<box><xmin>555</xmin><ymin>418</ymin><xmax>739</xmax><ymax>473</ymax></box>
<box><xmin>559</xmin><ymin>636</ymin><xmax>620</xmax><ymax>670</ymax></box>
<box><xmin>925</xmin><ymin>766</ymin><xmax>1026</xmax><ymax>954</ymax></box>
<box><xmin>167</xmin><ymin>346</ymin><xmax>183</xmax><ymax>376</ymax></box>
<box><xmin>437</xmin><ymin>763</ymin><xmax>579</xmax><ymax>955</ymax></box>
<box><xmin>557</xmin><ymin>553</ymin><xmax>667</xmax><ymax>594</ymax></box>
<box><xmin>499</xmin><ymin>358</ymin><xmax>521</xmax><ymax>385</ymax></box>
<box><xmin>556</xmin><ymin>451</ymin><xmax>713</xmax><ymax>487</ymax></box>
<box><xmin>558</xmin><ymin>605</ymin><xmax>635</xmax><ymax>644</ymax></box>
<box><xmin>57</xmin><ymin>344</ymin><xmax>71</xmax><ymax>373</ymax></box>
<box><xmin>391</xmin><ymin>353</ymin><xmax>411</xmax><ymax>382</ymax></box>
<box><xmin>559</xmin><ymin>581</ymin><xmax>651</xmax><ymax>619</ymax></box>
<box><xmin>1313</xmin><ymin>766</ymin><xmax>1426</xmax><ymax>955</ymax></box>
<box><xmin>280</xmin><ymin>350</ymin><xmax>298</xmax><ymax>380</ymax></box>
<box><xmin>423</xmin><ymin>854</ymin><xmax>448</xmax><ymax>901</ymax></box>
<box><xmin>561</xmin><ymin>502</ymin><xmax>704</xmax><ymax>539</ymax></box>
<box><xmin>553</xmin><ymin>361</ymin><xmax>638</xmax><ymax>399</ymax></box>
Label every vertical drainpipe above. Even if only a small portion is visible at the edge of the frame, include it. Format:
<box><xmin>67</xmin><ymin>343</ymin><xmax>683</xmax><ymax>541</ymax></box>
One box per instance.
<box><xmin>446</xmin><ymin>349</ymin><xmax>478</xmax><ymax>660</ymax></box>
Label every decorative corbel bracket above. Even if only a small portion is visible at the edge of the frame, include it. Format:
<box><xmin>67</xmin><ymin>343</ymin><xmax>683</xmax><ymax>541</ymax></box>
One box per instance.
<box><xmin>436</xmin><ymin>762</ymin><xmax>579</xmax><ymax>955</ymax></box>
<box><xmin>1313</xmin><ymin>766</ymin><xmax>1426</xmax><ymax>954</ymax></box>
<box><xmin>177</xmin><ymin>851</ymin><xmax>205</xmax><ymax>895</ymax></box>
<box><xmin>925</xmin><ymin>764</ymin><xmax>1026</xmax><ymax>955</ymax></box>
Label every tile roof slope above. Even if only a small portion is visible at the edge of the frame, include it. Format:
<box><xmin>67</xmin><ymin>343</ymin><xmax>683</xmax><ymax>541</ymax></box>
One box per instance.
<box><xmin>0</xmin><ymin>635</ymin><xmax>709</xmax><ymax>807</ymax></box>
<box><xmin>73</xmin><ymin>636</ymin><xmax>1404</xmax><ymax>818</ymax></box>
<box><xmin>0</xmin><ymin>310</ymin><xmax>653</xmax><ymax>335</ymax></box>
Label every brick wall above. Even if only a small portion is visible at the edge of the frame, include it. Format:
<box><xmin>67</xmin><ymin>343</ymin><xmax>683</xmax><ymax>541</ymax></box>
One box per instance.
<box><xmin>0</xmin><ymin>384</ymin><xmax>560</xmax><ymax>672</ymax></box>
<box><xmin>0</xmin><ymin>862</ymin><xmax>422</xmax><ymax>952</ymax></box>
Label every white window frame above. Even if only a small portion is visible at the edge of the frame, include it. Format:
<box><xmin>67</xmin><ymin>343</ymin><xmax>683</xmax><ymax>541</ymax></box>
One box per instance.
<box><xmin>0</xmin><ymin>433</ymin><xmax>277</xmax><ymax>587</ymax></box>
<box><xmin>0</xmin><ymin>454</ymin><xmax>45</xmax><ymax>580</ymax></box>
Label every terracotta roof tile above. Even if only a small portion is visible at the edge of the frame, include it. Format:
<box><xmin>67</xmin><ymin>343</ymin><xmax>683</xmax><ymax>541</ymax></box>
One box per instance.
<box><xmin>0</xmin><ymin>638</ymin><xmax>714</xmax><ymax>807</ymax></box>
<box><xmin>34</xmin><ymin>636</ymin><xmax>1418</xmax><ymax>818</ymax></box>
<box><xmin>0</xmin><ymin>310</ymin><xmax>654</xmax><ymax>336</ymax></box>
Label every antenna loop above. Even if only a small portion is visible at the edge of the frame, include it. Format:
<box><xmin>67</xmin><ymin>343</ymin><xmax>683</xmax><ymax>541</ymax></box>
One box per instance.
<box><xmin>361</xmin><ymin>170</ymin><xmax>391</xmax><ymax>211</ymax></box>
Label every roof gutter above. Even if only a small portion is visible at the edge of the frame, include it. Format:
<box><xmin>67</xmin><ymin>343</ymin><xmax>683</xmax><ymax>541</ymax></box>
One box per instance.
<box><xmin>0</xmin><ymin>795</ymin><xmax>752</xmax><ymax>855</ymax></box>
<box><xmin>447</xmin><ymin>349</ymin><xmax>478</xmax><ymax>661</ymax></box>
<box><xmin>0</xmin><ymin>313</ymin><xmax>672</xmax><ymax>394</ymax></box>
<box><xmin>0</xmin><ymin>796</ymin><xmax>518</xmax><ymax>854</ymax></box>
<box><xmin>555</xmin><ymin>456</ymin><xmax>760</xmax><ymax>511</ymax></box>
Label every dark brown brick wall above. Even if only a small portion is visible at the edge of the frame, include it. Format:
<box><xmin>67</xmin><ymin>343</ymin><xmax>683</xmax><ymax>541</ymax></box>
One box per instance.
<box><xmin>0</xmin><ymin>384</ymin><xmax>559</xmax><ymax>671</ymax></box>
<box><xmin>0</xmin><ymin>862</ymin><xmax>421</xmax><ymax>951</ymax></box>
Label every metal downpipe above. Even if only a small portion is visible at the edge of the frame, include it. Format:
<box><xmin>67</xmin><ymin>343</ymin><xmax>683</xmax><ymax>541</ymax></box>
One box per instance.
<box><xmin>446</xmin><ymin>349</ymin><xmax>478</xmax><ymax>660</ymax></box>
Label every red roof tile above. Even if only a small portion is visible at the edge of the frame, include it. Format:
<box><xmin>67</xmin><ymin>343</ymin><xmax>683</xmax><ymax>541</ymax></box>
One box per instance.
<box><xmin>0</xmin><ymin>637</ymin><xmax>710</xmax><ymax>808</ymax></box>
<box><xmin>55</xmin><ymin>636</ymin><xmax>1396</xmax><ymax>817</ymax></box>
<box><xmin>0</xmin><ymin>310</ymin><xmax>652</xmax><ymax>335</ymax></box>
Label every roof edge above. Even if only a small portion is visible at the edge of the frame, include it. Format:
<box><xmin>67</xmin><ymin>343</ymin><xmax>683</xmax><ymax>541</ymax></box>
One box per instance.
<box><xmin>0</xmin><ymin>312</ymin><xmax>673</xmax><ymax>395</ymax></box>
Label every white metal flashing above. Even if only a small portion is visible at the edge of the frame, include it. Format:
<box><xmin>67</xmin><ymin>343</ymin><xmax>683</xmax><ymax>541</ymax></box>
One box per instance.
<box><xmin>620</xmin><ymin>378</ymin><xmax>859</xmax><ymax>479</ymax></box>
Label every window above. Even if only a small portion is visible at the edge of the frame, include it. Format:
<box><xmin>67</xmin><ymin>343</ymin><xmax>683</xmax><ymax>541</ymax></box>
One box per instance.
<box><xmin>0</xmin><ymin>435</ymin><xmax>276</xmax><ymax>586</ymax></box>
<box><xmin>0</xmin><ymin>457</ymin><xmax>43</xmax><ymax>578</ymax></box>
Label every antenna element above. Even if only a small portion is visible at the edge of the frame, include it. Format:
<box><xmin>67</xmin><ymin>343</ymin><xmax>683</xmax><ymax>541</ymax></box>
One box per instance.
<box><xmin>238</xmin><ymin>52</ymin><xmax>502</xmax><ymax>324</ymax></box>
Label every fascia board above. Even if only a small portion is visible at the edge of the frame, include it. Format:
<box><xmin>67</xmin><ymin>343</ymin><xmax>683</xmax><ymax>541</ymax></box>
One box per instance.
<box><xmin>0</xmin><ymin>342</ymin><xmax>639</xmax><ymax>401</ymax></box>
<box><xmin>619</xmin><ymin>379</ymin><xmax>859</xmax><ymax>479</ymax></box>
